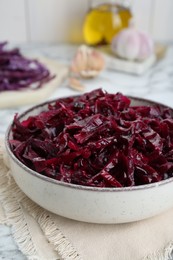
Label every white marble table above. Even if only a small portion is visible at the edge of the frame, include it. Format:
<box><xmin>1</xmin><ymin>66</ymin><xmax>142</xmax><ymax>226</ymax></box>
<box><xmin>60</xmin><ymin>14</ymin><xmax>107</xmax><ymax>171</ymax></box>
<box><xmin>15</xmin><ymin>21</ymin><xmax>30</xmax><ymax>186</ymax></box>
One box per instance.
<box><xmin>0</xmin><ymin>43</ymin><xmax>173</xmax><ymax>259</ymax></box>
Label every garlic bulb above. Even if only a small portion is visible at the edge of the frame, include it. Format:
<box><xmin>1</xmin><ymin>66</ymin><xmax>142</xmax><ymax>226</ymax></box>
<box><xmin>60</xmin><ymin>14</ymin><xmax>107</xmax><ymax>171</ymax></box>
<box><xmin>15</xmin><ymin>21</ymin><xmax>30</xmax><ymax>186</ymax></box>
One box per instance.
<box><xmin>70</xmin><ymin>45</ymin><xmax>105</xmax><ymax>78</ymax></box>
<box><xmin>111</xmin><ymin>25</ymin><xmax>154</xmax><ymax>61</ymax></box>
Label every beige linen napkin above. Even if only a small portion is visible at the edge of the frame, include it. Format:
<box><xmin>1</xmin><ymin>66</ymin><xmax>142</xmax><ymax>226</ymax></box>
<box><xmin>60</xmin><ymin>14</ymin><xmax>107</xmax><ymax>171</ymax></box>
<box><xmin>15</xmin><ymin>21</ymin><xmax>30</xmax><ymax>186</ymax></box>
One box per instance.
<box><xmin>0</xmin><ymin>140</ymin><xmax>173</xmax><ymax>260</ymax></box>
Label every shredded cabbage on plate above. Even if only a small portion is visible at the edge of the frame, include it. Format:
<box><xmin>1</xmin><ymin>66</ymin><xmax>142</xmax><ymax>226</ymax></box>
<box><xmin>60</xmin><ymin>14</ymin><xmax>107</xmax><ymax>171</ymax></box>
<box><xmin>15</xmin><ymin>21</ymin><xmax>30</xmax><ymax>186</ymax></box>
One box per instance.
<box><xmin>0</xmin><ymin>42</ymin><xmax>55</xmax><ymax>92</ymax></box>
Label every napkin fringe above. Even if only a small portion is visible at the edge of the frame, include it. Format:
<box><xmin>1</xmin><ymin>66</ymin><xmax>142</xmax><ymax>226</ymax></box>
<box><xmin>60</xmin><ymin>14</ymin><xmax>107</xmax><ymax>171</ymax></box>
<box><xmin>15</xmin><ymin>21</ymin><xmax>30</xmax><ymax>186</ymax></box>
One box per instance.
<box><xmin>0</xmin><ymin>159</ymin><xmax>39</xmax><ymax>259</ymax></box>
<box><xmin>21</xmin><ymin>196</ymin><xmax>81</xmax><ymax>260</ymax></box>
<box><xmin>144</xmin><ymin>242</ymin><xmax>173</xmax><ymax>260</ymax></box>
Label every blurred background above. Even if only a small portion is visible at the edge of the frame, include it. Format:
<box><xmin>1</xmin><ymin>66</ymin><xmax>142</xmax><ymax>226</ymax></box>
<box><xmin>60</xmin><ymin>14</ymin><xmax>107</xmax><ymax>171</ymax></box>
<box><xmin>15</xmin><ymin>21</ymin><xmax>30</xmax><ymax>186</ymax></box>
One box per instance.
<box><xmin>0</xmin><ymin>0</ymin><xmax>172</xmax><ymax>44</ymax></box>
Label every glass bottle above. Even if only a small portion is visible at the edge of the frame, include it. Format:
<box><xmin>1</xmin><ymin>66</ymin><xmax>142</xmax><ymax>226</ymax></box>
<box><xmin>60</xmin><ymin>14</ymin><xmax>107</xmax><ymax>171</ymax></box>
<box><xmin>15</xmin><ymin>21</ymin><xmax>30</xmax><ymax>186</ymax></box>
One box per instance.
<box><xmin>83</xmin><ymin>0</ymin><xmax>132</xmax><ymax>45</ymax></box>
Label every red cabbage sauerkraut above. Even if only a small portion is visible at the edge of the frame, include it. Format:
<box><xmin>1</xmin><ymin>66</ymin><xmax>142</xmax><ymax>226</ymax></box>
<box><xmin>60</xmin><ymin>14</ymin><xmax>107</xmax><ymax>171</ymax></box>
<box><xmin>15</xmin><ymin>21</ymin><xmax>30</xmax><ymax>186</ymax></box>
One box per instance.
<box><xmin>10</xmin><ymin>89</ymin><xmax>173</xmax><ymax>187</ymax></box>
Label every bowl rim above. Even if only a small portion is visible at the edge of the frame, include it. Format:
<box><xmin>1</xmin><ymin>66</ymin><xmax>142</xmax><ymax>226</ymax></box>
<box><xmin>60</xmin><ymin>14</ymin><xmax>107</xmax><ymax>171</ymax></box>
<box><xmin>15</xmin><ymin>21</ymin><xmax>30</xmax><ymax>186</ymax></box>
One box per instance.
<box><xmin>5</xmin><ymin>95</ymin><xmax>173</xmax><ymax>193</ymax></box>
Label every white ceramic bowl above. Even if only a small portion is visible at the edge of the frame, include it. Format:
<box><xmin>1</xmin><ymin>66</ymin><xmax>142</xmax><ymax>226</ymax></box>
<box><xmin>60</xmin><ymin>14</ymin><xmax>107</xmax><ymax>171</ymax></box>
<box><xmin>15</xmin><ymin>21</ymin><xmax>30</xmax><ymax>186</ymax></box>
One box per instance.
<box><xmin>5</xmin><ymin>97</ymin><xmax>173</xmax><ymax>224</ymax></box>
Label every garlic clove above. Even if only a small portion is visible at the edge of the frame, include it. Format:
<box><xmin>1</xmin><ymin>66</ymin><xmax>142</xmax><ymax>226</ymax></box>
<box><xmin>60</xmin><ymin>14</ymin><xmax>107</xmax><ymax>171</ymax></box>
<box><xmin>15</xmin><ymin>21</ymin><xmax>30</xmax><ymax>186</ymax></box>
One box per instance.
<box><xmin>68</xmin><ymin>77</ymin><xmax>85</xmax><ymax>92</ymax></box>
<box><xmin>71</xmin><ymin>50</ymin><xmax>87</xmax><ymax>72</ymax></box>
<box><xmin>80</xmin><ymin>70</ymin><xmax>101</xmax><ymax>78</ymax></box>
<box><xmin>89</xmin><ymin>51</ymin><xmax>105</xmax><ymax>71</ymax></box>
<box><xmin>70</xmin><ymin>45</ymin><xmax>105</xmax><ymax>78</ymax></box>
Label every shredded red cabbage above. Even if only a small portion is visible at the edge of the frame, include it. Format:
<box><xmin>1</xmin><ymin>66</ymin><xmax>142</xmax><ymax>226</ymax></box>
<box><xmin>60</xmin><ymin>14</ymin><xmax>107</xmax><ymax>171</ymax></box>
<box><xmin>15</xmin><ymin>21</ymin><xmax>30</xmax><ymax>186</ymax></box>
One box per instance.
<box><xmin>0</xmin><ymin>42</ymin><xmax>55</xmax><ymax>91</ymax></box>
<box><xmin>10</xmin><ymin>89</ymin><xmax>173</xmax><ymax>187</ymax></box>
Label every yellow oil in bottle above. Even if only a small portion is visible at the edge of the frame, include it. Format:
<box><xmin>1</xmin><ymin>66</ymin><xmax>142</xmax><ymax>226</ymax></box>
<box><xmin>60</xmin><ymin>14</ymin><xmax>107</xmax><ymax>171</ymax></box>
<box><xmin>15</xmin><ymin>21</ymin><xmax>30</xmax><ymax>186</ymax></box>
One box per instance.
<box><xmin>83</xmin><ymin>3</ymin><xmax>132</xmax><ymax>45</ymax></box>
